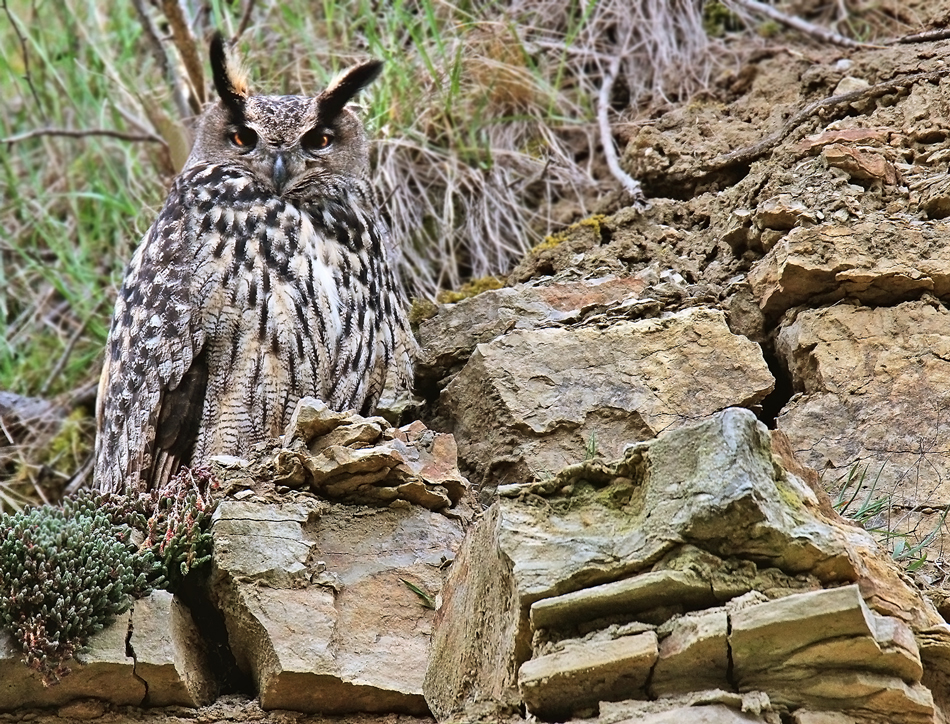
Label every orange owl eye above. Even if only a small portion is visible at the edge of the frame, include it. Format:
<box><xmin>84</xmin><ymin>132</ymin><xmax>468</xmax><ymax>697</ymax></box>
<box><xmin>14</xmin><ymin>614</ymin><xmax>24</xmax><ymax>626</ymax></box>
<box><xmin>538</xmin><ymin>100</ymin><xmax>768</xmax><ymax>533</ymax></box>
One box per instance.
<box><xmin>230</xmin><ymin>126</ymin><xmax>258</xmax><ymax>150</ymax></box>
<box><xmin>302</xmin><ymin>128</ymin><xmax>333</xmax><ymax>153</ymax></box>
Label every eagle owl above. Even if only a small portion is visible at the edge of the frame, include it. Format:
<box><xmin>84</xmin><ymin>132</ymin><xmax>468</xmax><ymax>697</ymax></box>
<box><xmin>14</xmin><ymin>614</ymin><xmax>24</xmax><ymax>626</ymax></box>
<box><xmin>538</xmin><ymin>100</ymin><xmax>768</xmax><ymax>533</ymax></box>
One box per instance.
<box><xmin>94</xmin><ymin>35</ymin><xmax>414</xmax><ymax>494</ymax></box>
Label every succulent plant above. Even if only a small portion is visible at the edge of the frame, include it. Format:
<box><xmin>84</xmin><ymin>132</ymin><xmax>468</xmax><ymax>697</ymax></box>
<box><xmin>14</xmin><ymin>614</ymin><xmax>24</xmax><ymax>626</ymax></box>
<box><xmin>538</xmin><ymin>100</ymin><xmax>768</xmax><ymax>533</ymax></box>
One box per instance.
<box><xmin>0</xmin><ymin>465</ymin><xmax>216</xmax><ymax>685</ymax></box>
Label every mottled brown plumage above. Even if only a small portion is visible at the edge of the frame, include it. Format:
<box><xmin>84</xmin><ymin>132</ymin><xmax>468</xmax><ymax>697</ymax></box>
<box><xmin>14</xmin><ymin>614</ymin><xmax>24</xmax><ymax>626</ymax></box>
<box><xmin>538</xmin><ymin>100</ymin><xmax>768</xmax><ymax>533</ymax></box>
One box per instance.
<box><xmin>95</xmin><ymin>35</ymin><xmax>414</xmax><ymax>494</ymax></box>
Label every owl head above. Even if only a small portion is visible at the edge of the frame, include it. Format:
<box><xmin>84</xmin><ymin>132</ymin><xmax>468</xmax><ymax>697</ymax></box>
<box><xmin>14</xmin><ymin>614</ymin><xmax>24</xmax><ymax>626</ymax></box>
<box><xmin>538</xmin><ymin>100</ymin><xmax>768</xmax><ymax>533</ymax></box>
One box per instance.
<box><xmin>186</xmin><ymin>33</ymin><xmax>382</xmax><ymax>197</ymax></box>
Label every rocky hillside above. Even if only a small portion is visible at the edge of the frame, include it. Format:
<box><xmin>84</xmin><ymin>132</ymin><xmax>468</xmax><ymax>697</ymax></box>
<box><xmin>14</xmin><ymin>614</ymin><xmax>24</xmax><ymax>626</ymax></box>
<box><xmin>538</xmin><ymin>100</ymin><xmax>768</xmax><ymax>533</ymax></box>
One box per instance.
<box><xmin>416</xmin><ymin>15</ymin><xmax>950</xmax><ymax>581</ymax></box>
<box><xmin>8</xmin><ymin>3</ymin><xmax>950</xmax><ymax>723</ymax></box>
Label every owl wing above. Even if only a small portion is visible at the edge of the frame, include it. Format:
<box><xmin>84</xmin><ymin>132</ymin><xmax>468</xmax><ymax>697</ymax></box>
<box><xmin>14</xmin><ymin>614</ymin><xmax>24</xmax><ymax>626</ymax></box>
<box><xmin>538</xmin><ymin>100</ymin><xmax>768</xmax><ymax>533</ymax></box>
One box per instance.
<box><xmin>95</xmin><ymin>180</ymin><xmax>207</xmax><ymax>494</ymax></box>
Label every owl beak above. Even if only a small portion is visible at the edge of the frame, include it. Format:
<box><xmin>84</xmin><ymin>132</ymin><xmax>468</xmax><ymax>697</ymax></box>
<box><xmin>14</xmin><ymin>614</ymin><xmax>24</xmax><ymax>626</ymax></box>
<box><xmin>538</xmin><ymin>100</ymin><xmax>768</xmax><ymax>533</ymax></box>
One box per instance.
<box><xmin>273</xmin><ymin>153</ymin><xmax>289</xmax><ymax>194</ymax></box>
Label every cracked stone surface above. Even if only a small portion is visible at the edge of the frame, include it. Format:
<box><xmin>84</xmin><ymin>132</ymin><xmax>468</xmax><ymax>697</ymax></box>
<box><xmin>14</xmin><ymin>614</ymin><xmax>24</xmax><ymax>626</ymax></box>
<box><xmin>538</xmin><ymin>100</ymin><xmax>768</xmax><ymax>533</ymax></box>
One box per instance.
<box><xmin>209</xmin><ymin>494</ymin><xmax>466</xmax><ymax>714</ymax></box>
<box><xmin>437</xmin><ymin>307</ymin><xmax>774</xmax><ymax>497</ymax></box>
<box><xmin>128</xmin><ymin>590</ymin><xmax>217</xmax><ymax>707</ymax></box>
<box><xmin>0</xmin><ymin>591</ymin><xmax>214</xmax><ymax>711</ymax></box>
<box><xmin>775</xmin><ymin>299</ymin><xmax>950</xmax><ymax>558</ymax></box>
<box><xmin>423</xmin><ymin>408</ymin><xmax>950</xmax><ymax>723</ymax></box>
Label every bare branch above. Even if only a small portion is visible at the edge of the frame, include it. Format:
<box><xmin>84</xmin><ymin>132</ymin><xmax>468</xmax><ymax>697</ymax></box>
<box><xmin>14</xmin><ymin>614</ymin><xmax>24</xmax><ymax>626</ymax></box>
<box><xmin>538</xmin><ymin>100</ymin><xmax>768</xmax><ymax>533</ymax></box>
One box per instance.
<box><xmin>1</xmin><ymin>0</ymin><xmax>47</xmax><ymax>122</ymax></box>
<box><xmin>160</xmin><ymin>0</ymin><xmax>206</xmax><ymax>110</ymax></box>
<box><xmin>237</xmin><ymin>0</ymin><xmax>257</xmax><ymax>39</ymax></box>
<box><xmin>726</xmin><ymin>0</ymin><xmax>873</xmax><ymax>49</ymax></box>
<box><xmin>39</xmin><ymin>308</ymin><xmax>98</xmax><ymax>397</ymax></box>
<box><xmin>888</xmin><ymin>27</ymin><xmax>950</xmax><ymax>45</ymax></box>
<box><xmin>131</xmin><ymin>0</ymin><xmax>170</xmax><ymax>80</ymax></box>
<box><xmin>700</xmin><ymin>69</ymin><xmax>943</xmax><ymax>175</ymax></box>
<box><xmin>597</xmin><ymin>51</ymin><xmax>646</xmax><ymax>206</ymax></box>
<box><xmin>2</xmin><ymin>127</ymin><xmax>168</xmax><ymax>146</ymax></box>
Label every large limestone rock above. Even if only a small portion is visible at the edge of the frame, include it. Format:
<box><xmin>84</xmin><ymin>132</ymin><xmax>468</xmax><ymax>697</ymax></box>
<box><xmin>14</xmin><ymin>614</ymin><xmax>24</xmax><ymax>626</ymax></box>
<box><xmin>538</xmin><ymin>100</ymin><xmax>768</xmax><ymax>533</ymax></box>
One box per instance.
<box><xmin>0</xmin><ymin>610</ymin><xmax>143</xmax><ymax>711</ymax></box>
<box><xmin>415</xmin><ymin>275</ymin><xmax>674</xmax><ymax>392</ymax></box>
<box><xmin>208</xmin><ymin>399</ymin><xmax>472</xmax><ymax>714</ymax></box>
<box><xmin>775</xmin><ymin>299</ymin><xmax>950</xmax><ymax>553</ymax></box>
<box><xmin>0</xmin><ymin>591</ymin><xmax>215</xmax><ymax>711</ymax></box>
<box><xmin>424</xmin><ymin>408</ymin><xmax>950</xmax><ymax>723</ymax></box>
<box><xmin>439</xmin><ymin>307</ymin><xmax>774</xmax><ymax>494</ymax></box>
<box><xmin>747</xmin><ymin>221</ymin><xmax>950</xmax><ymax>319</ymax></box>
<box><xmin>210</xmin><ymin>497</ymin><xmax>463</xmax><ymax>714</ymax></box>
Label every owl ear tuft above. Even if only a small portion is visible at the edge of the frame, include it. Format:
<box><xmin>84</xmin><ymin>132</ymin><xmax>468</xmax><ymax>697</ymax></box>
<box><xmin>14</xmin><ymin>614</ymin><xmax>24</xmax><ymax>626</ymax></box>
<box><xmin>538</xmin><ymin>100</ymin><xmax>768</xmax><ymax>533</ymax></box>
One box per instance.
<box><xmin>317</xmin><ymin>60</ymin><xmax>383</xmax><ymax>122</ymax></box>
<box><xmin>209</xmin><ymin>32</ymin><xmax>249</xmax><ymax>118</ymax></box>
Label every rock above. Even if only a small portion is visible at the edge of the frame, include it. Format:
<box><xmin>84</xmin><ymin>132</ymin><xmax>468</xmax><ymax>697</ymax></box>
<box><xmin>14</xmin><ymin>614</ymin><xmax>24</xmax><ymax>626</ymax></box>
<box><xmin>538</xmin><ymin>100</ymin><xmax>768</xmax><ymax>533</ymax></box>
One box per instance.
<box><xmin>821</xmin><ymin>144</ymin><xmax>900</xmax><ymax>186</ymax></box>
<box><xmin>56</xmin><ymin>699</ymin><xmax>107</xmax><ymax>719</ymax></box>
<box><xmin>791</xmin><ymin>712</ymin><xmax>857</xmax><ymax>724</ymax></box>
<box><xmin>598</xmin><ymin>690</ymin><xmax>778</xmax><ymax>723</ymax></box>
<box><xmin>754</xmin><ymin>195</ymin><xmax>814</xmax><ymax>232</ymax></box>
<box><xmin>424</xmin><ymin>408</ymin><xmax>950</xmax><ymax>722</ymax></box>
<box><xmin>651</xmin><ymin>609</ymin><xmax>730</xmax><ymax>697</ymax></box>
<box><xmin>795</xmin><ymin>128</ymin><xmax>890</xmax><ymax>154</ymax></box>
<box><xmin>774</xmin><ymin>300</ymin><xmax>950</xmax><ymax>554</ymax></box>
<box><xmin>618</xmin><ymin>704</ymin><xmax>771</xmax><ymax>724</ymax></box>
<box><xmin>128</xmin><ymin>591</ymin><xmax>217</xmax><ymax>707</ymax></box>
<box><xmin>439</xmin><ymin>308</ymin><xmax>774</xmax><ymax>495</ymax></box>
<box><xmin>416</xmin><ymin>276</ymin><xmax>649</xmax><ymax>392</ymax></box>
<box><xmin>0</xmin><ymin>612</ymin><xmax>144</xmax><ymax>711</ymax></box>
<box><xmin>919</xmin><ymin>175</ymin><xmax>950</xmax><ymax>220</ymax></box>
<box><xmin>530</xmin><ymin>570</ymin><xmax>717</xmax><ymax>631</ymax></box>
<box><xmin>210</xmin><ymin>491</ymin><xmax>466</xmax><ymax>715</ymax></box>
<box><xmin>731</xmin><ymin>585</ymin><xmax>925</xmax><ymax>712</ymax></box>
<box><xmin>0</xmin><ymin>390</ymin><xmax>64</xmax><ymax>443</ymax></box>
<box><xmin>518</xmin><ymin>631</ymin><xmax>658</xmax><ymax>719</ymax></box>
<box><xmin>283</xmin><ymin>396</ymin><xmax>355</xmax><ymax>445</ymax></box>
<box><xmin>0</xmin><ymin>590</ymin><xmax>216</xmax><ymax>712</ymax></box>
<box><xmin>747</xmin><ymin>221</ymin><xmax>950</xmax><ymax>319</ymax></box>
<box><xmin>833</xmin><ymin>76</ymin><xmax>870</xmax><ymax>96</ymax></box>
<box><xmin>279</xmin><ymin>399</ymin><xmax>470</xmax><ymax>511</ymax></box>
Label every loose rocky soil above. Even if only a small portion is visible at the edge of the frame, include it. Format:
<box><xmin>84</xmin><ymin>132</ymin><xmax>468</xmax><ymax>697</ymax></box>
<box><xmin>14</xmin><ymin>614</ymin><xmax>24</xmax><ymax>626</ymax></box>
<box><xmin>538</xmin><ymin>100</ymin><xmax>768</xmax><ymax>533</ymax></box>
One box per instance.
<box><xmin>469</xmin><ymin>9</ymin><xmax>950</xmax><ymax>593</ymax></box>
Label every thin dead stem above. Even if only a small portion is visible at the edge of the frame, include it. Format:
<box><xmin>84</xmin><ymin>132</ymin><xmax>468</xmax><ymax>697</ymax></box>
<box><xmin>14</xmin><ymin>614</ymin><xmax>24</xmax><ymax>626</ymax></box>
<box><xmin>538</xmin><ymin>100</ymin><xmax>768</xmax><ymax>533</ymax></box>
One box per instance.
<box><xmin>597</xmin><ymin>40</ymin><xmax>646</xmax><ymax>205</ymax></box>
<box><xmin>699</xmin><ymin>69</ymin><xmax>944</xmax><ymax>176</ymax></box>
<box><xmin>1</xmin><ymin>0</ymin><xmax>46</xmax><ymax>122</ymax></box>
<box><xmin>160</xmin><ymin>0</ymin><xmax>205</xmax><ymax>111</ymax></box>
<box><xmin>237</xmin><ymin>0</ymin><xmax>257</xmax><ymax>39</ymax></box>
<box><xmin>726</xmin><ymin>0</ymin><xmax>873</xmax><ymax>48</ymax></box>
<box><xmin>2</xmin><ymin>127</ymin><xmax>167</xmax><ymax>146</ymax></box>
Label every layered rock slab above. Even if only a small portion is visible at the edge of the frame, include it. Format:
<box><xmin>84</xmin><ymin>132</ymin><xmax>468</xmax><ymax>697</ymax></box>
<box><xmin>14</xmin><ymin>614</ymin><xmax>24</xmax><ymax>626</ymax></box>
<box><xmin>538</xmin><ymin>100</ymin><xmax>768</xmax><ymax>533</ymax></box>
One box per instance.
<box><xmin>747</xmin><ymin>220</ymin><xmax>950</xmax><ymax>319</ymax></box>
<box><xmin>424</xmin><ymin>408</ymin><xmax>950</xmax><ymax>723</ymax></box>
<box><xmin>0</xmin><ymin>591</ymin><xmax>215</xmax><ymax>711</ymax></box>
<box><xmin>209</xmin><ymin>399</ymin><xmax>472</xmax><ymax>715</ymax></box>
<box><xmin>730</xmin><ymin>585</ymin><xmax>931</xmax><ymax>720</ymax></box>
<box><xmin>416</xmin><ymin>275</ymin><xmax>652</xmax><ymax>391</ymax></box>
<box><xmin>518</xmin><ymin>631</ymin><xmax>658</xmax><ymax>720</ymax></box>
<box><xmin>775</xmin><ymin>300</ymin><xmax>950</xmax><ymax>553</ymax></box>
<box><xmin>439</xmin><ymin>307</ymin><xmax>774</xmax><ymax>494</ymax></box>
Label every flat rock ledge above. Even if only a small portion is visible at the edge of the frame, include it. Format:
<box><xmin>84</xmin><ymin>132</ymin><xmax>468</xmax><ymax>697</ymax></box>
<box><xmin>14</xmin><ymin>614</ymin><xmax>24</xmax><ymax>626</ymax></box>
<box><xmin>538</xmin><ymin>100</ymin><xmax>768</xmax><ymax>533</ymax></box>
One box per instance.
<box><xmin>437</xmin><ymin>305</ymin><xmax>774</xmax><ymax>497</ymax></box>
<box><xmin>424</xmin><ymin>407</ymin><xmax>950</xmax><ymax>724</ymax></box>
<box><xmin>0</xmin><ymin>590</ymin><xmax>215</xmax><ymax>710</ymax></box>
